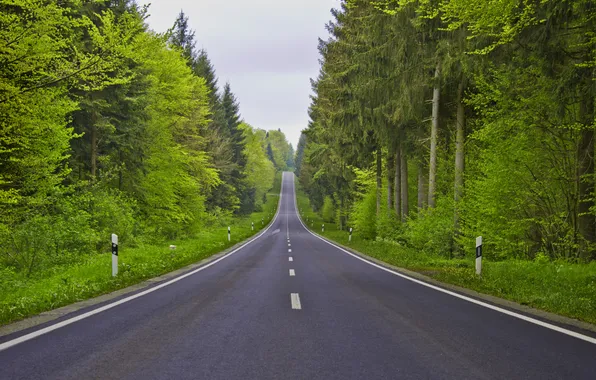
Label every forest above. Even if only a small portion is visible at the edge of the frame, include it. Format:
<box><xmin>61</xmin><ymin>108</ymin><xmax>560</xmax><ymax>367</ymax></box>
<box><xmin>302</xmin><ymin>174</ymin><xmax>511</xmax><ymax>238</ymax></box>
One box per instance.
<box><xmin>297</xmin><ymin>0</ymin><xmax>596</xmax><ymax>263</ymax></box>
<box><xmin>0</xmin><ymin>1</ymin><xmax>292</xmax><ymax>323</ymax></box>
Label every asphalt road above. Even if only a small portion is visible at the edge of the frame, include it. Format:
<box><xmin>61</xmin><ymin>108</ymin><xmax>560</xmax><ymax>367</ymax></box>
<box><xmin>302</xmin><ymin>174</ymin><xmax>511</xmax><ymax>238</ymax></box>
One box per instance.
<box><xmin>1</xmin><ymin>172</ymin><xmax>595</xmax><ymax>379</ymax></box>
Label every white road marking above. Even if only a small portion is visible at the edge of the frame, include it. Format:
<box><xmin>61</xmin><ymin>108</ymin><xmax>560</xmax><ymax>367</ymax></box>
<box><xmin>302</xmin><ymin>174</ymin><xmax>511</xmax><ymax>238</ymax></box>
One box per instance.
<box><xmin>288</xmin><ymin>249</ymin><xmax>292</xmax><ymax>253</ymax></box>
<box><xmin>289</xmin><ymin>269</ymin><xmax>295</xmax><ymax>276</ymax></box>
<box><xmin>291</xmin><ymin>293</ymin><xmax>301</xmax><ymax>309</ymax></box>
<box><xmin>286</xmin><ymin>189</ymin><xmax>290</xmax><ymax>240</ymax></box>
<box><xmin>289</xmin><ymin>257</ymin><xmax>293</xmax><ymax>262</ymax></box>
<box><xmin>288</xmin><ymin>243</ymin><xmax>291</xmax><ymax>247</ymax></box>
<box><xmin>0</xmin><ymin>174</ymin><xmax>288</xmax><ymax>353</ymax></box>
<box><xmin>289</xmin><ymin>173</ymin><xmax>596</xmax><ymax>345</ymax></box>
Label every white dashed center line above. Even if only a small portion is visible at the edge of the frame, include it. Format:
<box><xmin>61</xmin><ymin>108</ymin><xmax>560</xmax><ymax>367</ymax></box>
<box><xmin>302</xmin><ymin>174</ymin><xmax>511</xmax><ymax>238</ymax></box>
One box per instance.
<box><xmin>289</xmin><ymin>269</ymin><xmax>295</xmax><ymax>276</ymax></box>
<box><xmin>291</xmin><ymin>293</ymin><xmax>301</xmax><ymax>310</ymax></box>
<box><xmin>288</xmin><ymin>249</ymin><xmax>292</xmax><ymax>253</ymax></box>
<box><xmin>288</xmin><ymin>243</ymin><xmax>291</xmax><ymax>247</ymax></box>
<box><xmin>289</xmin><ymin>257</ymin><xmax>293</xmax><ymax>262</ymax></box>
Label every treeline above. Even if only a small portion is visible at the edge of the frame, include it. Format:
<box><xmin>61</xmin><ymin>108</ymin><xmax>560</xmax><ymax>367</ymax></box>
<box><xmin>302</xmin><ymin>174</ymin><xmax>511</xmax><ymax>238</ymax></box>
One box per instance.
<box><xmin>297</xmin><ymin>0</ymin><xmax>595</xmax><ymax>261</ymax></box>
<box><xmin>0</xmin><ymin>1</ymin><xmax>293</xmax><ymax>275</ymax></box>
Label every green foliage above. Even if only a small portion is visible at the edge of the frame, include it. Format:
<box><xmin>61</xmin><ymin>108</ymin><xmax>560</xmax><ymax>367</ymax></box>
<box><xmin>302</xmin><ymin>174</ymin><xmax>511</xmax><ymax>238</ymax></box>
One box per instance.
<box><xmin>299</xmin><ymin>0</ymin><xmax>596</xmax><ymax>263</ymax></box>
<box><xmin>295</xmin><ymin>133</ymin><xmax>307</xmax><ymax>176</ymax></box>
<box><xmin>351</xmin><ymin>185</ymin><xmax>378</xmax><ymax>240</ymax></box>
<box><xmin>404</xmin><ymin>196</ymin><xmax>454</xmax><ymax>257</ymax></box>
<box><xmin>267</xmin><ymin>130</ymin><xmax>293</xmax><ymax>171</ymax></box>
<box><xmin>0</xmin><ymin>2</ymin><xmax>293</xmax><ymax>286</ymax></box>
<box><xmin>0</xmin><ymin>0</ymin><xmax>79</xmax><ymax>221</ymax></box>
<box><xmin>241</xmin><ymin>123</ymin><xmax>276</xmax><ymax>210</ymax></box>
<box><xmin>321</xmin><ymin>196</ymin><xmax>335</xmax><ymax>223</ymax></box>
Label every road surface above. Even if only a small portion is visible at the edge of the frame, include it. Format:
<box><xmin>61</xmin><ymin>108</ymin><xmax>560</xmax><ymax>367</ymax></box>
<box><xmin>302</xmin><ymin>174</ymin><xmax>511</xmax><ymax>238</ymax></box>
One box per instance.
<box><xmin>1</xmin><ymin>172</ymin><xmax>595</xmax><ymax>379</ymax></box>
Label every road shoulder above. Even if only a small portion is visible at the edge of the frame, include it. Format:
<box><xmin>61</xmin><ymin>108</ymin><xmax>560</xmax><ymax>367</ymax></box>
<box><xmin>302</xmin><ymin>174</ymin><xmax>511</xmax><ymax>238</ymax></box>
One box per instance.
<box><xmin>0</xmin><ymin>223</ymin><xmax>274</xmax><ymax>340</ymax></box>
<box><xmin>305</xmin><ymin>228</ymin><xmax>596</xmax><ymax>336</ymax></box>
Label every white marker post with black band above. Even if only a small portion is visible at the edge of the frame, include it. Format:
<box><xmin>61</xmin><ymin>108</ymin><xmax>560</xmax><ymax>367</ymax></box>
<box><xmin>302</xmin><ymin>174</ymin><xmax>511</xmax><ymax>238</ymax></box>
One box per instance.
<box><xmin>111</xmin><ymin>234</ymin><xmax>118</xmax><ymax>277</ymax></box>
<box><xmin>349</xmin><ymin>227</ymin><xmax>353</xmax><ymax>242</ymax></box>
<box><xmin>476</xmin><ymin>236</ymin><xmax>482</xmax><ymax>276</ymax></box>
<box><xmin>228</xmin><ymin>226</ymin><xmax>231</xmax><ymax>242</ymax></box>
<box><xmin>322</xmin><ymin>224</ymin><xmax>324</xmax><ymax>232</ymax></box>
<box><xmin>251</xmin><ymin>222</ymin><xmax>254</xmax><ymax>231</ymax></box>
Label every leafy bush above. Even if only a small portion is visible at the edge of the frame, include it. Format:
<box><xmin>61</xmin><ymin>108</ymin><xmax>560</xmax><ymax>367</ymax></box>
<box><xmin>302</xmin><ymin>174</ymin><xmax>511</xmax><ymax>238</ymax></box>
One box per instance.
<box><xmin>404</xmin><ymin>195</ymin><xmax>454</xmax><ymax>256</ymax></box>
<box><xmin>0</xmin><ymin>188</ymin><xmax>140</xmax><ymax>276</ymax></box>
<box><xmin>69</xmin><ymin>188</ymin><xmax>138</xmax><ymax>249</ymax></box>
<box><xmin>351</xmin><ymin>186</ymin><xmax>377</xmax><ymax>240</ymax></box>
<box><xmin>321</xmin><ymin>196</ymin><xmax>335</xmax><ymax>222</ymax></box>
<box><xmin>0</xmin><ymin>212</ymin><xmax>97</xmax><ymax>276</ymax></box>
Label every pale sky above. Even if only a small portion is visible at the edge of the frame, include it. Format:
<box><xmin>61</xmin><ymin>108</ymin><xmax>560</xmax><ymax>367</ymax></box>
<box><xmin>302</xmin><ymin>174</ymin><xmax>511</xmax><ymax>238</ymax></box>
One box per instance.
<box><xmin>137</xmin><ymin>0</ymin><xmax>339</xmax><ymax>148</ymax></box>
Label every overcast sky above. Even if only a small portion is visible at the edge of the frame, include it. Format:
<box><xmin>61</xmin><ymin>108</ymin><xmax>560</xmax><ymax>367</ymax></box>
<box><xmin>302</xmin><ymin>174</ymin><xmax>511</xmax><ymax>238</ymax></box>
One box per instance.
<box><xmin>137</xmin><ymin>0</ymin><xmax>339</xmax><ymax>148</ymax></box>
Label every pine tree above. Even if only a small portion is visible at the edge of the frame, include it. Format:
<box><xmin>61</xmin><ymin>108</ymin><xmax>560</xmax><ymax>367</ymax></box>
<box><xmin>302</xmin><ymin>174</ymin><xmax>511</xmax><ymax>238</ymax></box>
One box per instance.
<box><xmin>222</xmin><ymin>83</ymin><xmax>246</xmax><ymax>167</ymax></box>
<box><xmin>266</xmin><ymin>143</ymin><xmax>276</xmax><ymax>166</ymax></box>
<box><xmin>194</xmin><ymin>49</ymin><xmax>220</xmax><ymax>106</ymax></box>
<box><xmin>221</xmin><ymin>82</ymin><xmax>254</xmax><ymax>214</ymax></box>
<box><xmin>295</xmin><ymin>134</ymin><xmax>307</xmax><ymax>176</ymax></box>
<box><xmin>169</xmin><ymin>10</ymin><xmax>196</xmax><ymax>66</ymax></box>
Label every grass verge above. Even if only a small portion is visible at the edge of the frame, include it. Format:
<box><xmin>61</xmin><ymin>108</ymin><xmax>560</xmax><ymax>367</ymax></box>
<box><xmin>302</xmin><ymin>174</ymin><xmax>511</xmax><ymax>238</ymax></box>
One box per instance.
<box><xmin>296</xmin><ymin>186</ymin><xmax>596</xmax><ymax>325</ymax></box>
<box><xmin>0</xmin><ymin>176</ymin><xmax>282</xmax><ymax>326</ymax></box>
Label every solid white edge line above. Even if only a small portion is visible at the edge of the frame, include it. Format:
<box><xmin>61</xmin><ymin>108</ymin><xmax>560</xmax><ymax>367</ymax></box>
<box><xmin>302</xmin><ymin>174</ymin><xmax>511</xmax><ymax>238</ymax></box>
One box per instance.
<box><xmin>0</xmin><ymin>173</ymin><xmax>289</xmax><ymax>353</ymax></box>
<box><xmin>289</xmin><ymin>269</ymin><xmax>295</xmax><ymax>276</ymax></box>
<box><xmin>291</xmin><ymin>293</ymin><xmax>301</xmax><ymax>309</ymax></box>
<box><xmin>289</xmin><ymin>173</ymin><xmax>596</xmax><ymax>345</ymax></box>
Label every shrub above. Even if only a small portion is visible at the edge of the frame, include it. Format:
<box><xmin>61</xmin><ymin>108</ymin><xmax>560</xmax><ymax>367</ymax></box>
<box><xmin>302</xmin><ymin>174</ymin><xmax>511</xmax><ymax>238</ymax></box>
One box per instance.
<box><xmin>76</xmin><ymin>188</ymin><xmax>138</xmax><ymax>249</ymax></box>
<box><xmin>0</xmin><ymin>188</ymin><xmax>139</xmax><ymax>275</ymax></box>
<box><xmin>351</xmin><ymin>186</ymin><xmax>377</xmax><ymax>240</ymax></box>
<box><xmin>321</xmin><ymin>196</ymin><xmax>335</xmax><ymax>223</ymax></box>
<box><xmin>0</xmin><ymin>212</ymin><xmax>97</xmax><ymax>275</ymax></box>
<box><xmin>404</xmin><ymin>195</ymin><xmax>454</xmax><ymax>256</ymax></box>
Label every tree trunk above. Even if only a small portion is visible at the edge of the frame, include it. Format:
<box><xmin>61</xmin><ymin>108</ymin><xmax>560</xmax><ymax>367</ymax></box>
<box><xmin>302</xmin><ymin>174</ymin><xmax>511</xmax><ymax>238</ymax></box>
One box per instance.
<box><xmin>118</xmin><ymin>150</ymin><xmax>123</xmax><ymax>190</ymax></box>
<box><xmin>418</xmin><ymin>161</ymin><xmax>427</xmax><ymax>210</ymax></box>
<box><xmin>387</xmin><ymin>146</ymin><xmax>394</xmax><ymax>212</ymax></box>
<box><xmin>394</xmin><ymin>144</ymin><xmax>401</xmax><ymax>219</ymax></box>
<box><xmin>578</xmin><ymin>88</ymin><xmax>595</xmax><ymax>258</ymax></box>
<box><xmin>339</xmin><ymin>200</ymin><xmax>344</xmax><ymax>231</ymax></box>
<box><xmin>376</xmin><ymin>148</ymin><xmax>382</xmax><ymax>216</ymax></box>
<box><xmin>428</xmin><ymin>61</ymin><xmax>440</xmax><ymax>208</ymax></box>
<box><xmin>90</xmin><ymin>113</ymin><xmax>97</xmax><ymax>180</ymax></box>
<box><xmin>454</xmin><ymin>76</ymin><xmax>466</xmax><ymax>233</ymax></box>
<box><xmin>401</xmin><ymin>149</ymin><xmax>409</xmax><ymax>220</ymax></box>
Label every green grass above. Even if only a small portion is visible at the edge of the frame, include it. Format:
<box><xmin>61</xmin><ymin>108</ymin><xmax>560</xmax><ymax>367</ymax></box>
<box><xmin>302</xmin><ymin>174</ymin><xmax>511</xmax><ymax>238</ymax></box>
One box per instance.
<box><xmin>296</xmin><ymin>188</ymin><xmax>596</xmax><ymax>325</ymax></box>
<box><xmin>0</xmin><ymin>181</ymin><xmax>281</xmax><ymax>326</ymax></box>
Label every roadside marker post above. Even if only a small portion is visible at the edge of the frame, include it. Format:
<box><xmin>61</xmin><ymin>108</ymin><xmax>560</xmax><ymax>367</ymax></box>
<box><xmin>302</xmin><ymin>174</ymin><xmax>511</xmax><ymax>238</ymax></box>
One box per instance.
<box><xmin>111</xmin><ymin>234</ymin><xmax>118</xmax><ymax>277</ymax></box>
<box><xmin>476</xmin><ymin>236</ymin><xmax>482</xmax><ymax>276</ymax></box>
<box><xmin>349</xmin><ymin>228</ymin><xmax>353</xmax><ymax>242</ymax></box>
<box><xmin>251</xmin><ymin>222</ymin><xmax>254</xmax><ymax>231</ymax></box>
<box><xmin>261</xmin><ymin>218</ymin><xmax>264</xmax><ymax>226</ymax></box>
<box><xmin>228</xmin><ymin>226</ymin><xmax>231</xmax><ymax>242</ymax></box>
<box><xmin>322</xmin><ymin>224</ymin><xmax>325</xmax><ymax>232</ymax></box>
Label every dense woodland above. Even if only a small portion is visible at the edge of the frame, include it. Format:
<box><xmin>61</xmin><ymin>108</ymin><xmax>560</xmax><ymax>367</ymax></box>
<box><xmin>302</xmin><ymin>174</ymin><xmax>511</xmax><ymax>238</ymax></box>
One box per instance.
<box><xmin>297</xmin><ymin>0</ymin><xmax>596</xmax><ymax>262</ymax></box>
<box><xmin>0</xmin><ymin>1</ymin><xmax>293</xmax><ymax>275</ymax></box>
